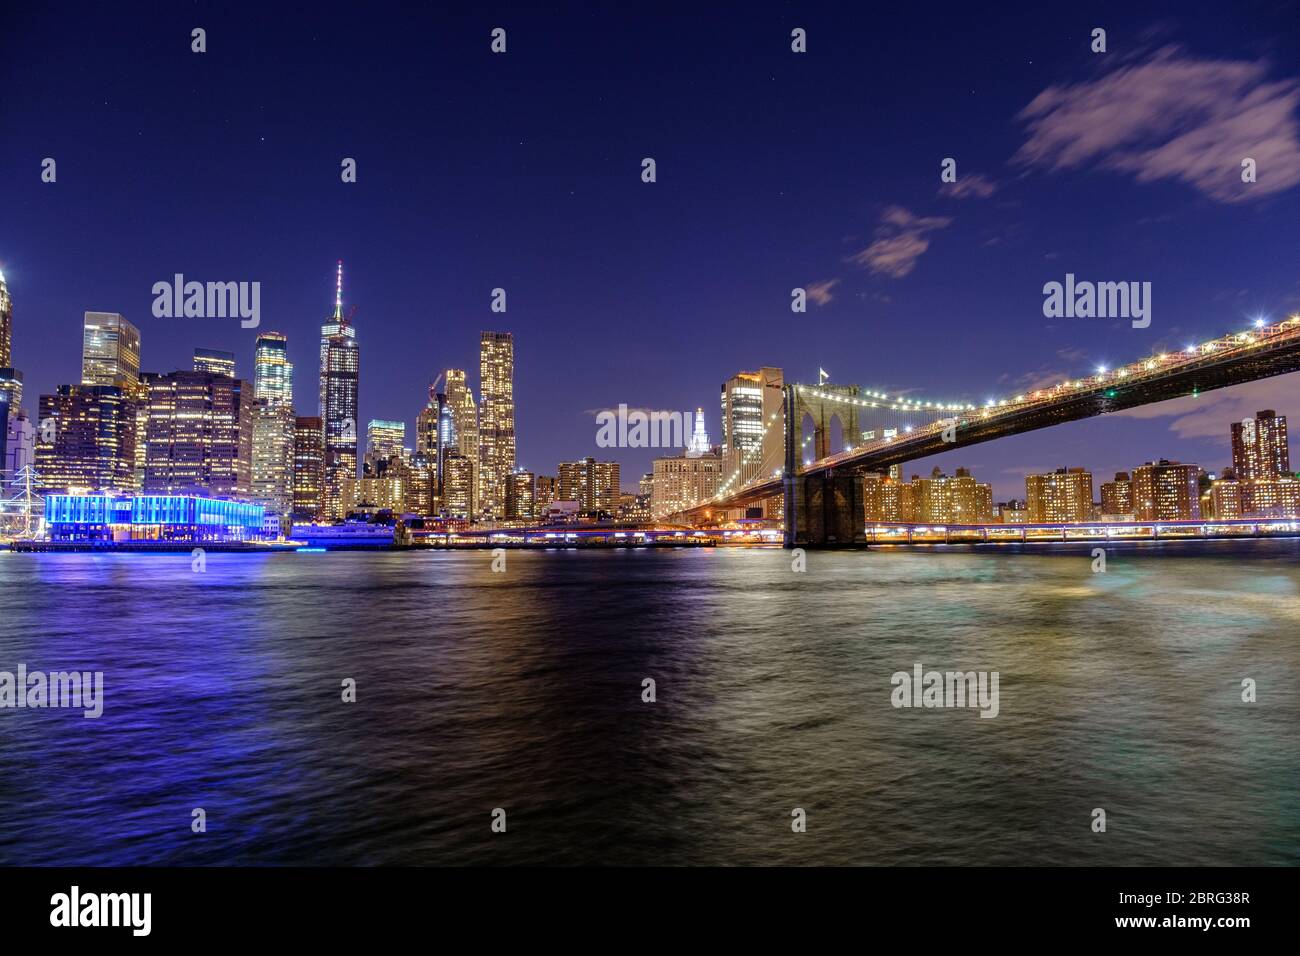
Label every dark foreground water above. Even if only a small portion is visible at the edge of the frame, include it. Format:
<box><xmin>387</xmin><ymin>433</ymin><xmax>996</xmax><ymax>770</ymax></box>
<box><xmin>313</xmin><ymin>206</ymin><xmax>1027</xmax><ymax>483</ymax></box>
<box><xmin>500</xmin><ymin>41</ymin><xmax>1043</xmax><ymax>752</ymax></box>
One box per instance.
<box><xmin>1</xmin><ymin>541</ymin><xmax>1297</xmax><ymax>866</ymax></box>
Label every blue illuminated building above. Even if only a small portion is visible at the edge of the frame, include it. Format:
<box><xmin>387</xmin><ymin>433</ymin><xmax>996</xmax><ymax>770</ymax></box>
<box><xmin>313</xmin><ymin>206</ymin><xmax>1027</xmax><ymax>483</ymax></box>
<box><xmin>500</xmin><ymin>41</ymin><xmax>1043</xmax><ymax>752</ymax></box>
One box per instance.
<box><xmin>44</xmin><ymin>494</ymin><xmax>266</xmax><ymax>543</ymax></box>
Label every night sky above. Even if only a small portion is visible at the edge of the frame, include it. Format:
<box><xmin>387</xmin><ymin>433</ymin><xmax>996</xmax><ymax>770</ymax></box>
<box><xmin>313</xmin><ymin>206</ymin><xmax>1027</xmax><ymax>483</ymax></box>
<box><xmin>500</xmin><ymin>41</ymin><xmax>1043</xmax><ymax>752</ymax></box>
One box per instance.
<box><xmin>3</xmin><ymin>1</ymin><xmax>1299</xmax><ymax>497</ymax></box>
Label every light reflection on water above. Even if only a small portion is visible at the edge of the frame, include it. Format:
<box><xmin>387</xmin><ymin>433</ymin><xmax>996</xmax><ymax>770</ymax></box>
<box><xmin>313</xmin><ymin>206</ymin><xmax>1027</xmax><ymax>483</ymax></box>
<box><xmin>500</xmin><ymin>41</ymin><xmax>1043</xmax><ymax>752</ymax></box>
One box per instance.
<box><xmin>0</xmin><ymin>540</ymin><xmax>1297</xmax><ymax>865</ymax></box>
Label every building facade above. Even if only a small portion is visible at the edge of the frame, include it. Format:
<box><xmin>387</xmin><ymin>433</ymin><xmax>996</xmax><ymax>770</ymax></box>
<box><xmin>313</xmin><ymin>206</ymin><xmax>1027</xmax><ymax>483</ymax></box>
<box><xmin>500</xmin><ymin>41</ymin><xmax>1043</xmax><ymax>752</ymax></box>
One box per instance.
<box><xmin>1231</xmin><ymin>410</ymin><xmax>1289</xmax><ymax>480</ymax></box>
<box><xmin>720</xmin><ymin>367</ymin><xmax>783</xmax><ymax>512</ymax></box>
<box><xmin>1132</xmin><ymin>460</ymin><xmax>1200</xmax><ymax>521</ymax></box>
<box><xmin>478</xmin><ymin>332</ymin><xmax>515</xmax><ymax>519</ymax></box>
<box><xmin>36</xmin><ymin>385</ymin><xmax>139</xmax><ymax>493</ymax></box>
<box><xmin>143</xmin><ymin>370</ymin><xmax>253</xmax><ymax>498</ymax></box>
<box><xmin>651</xmin><ymin>452</ymin><xmax>722</xmax><ymax>519</ymax></box>
<box><xmin>1099</xmin><ymin>472</ymin><xmax>1133</xmax><ymax>517</ymax></box>
<box><xmin>293</xmin><ymin>416</ymin><xmax>325</xmax><ymax>519</ymax></box>
<box><xmin>1026</xmin><ymin>467</ymin><xmax>1094</xmax><ymax>523</ymax></box>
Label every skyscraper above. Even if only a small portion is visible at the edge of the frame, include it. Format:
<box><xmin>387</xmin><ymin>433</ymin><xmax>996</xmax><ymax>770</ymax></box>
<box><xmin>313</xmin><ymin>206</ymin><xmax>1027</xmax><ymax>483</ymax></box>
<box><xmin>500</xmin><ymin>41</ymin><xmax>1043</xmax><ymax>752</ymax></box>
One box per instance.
<box><xmin>36</xmin><ymin>385</ymin><xmax>139</xmax><ymax>493</ymax></box>
<box><xmin>193</xmin><ymin>348</ymin><xmax>237</xmax><ymax>378</ymax></box>
<box><xmin>0</xmin><ymin>367</ymin><xmax>23</xmax><ymax>413</ymax></box>
<box><xmin>318</xmin><ymin>261</ymin><xmax>356</xmax><ymax>415</ymax></box>
<box><xmin>0</xmin><ymin>270</ymin><xmax>12</xmax><ymax>369</ymax></box>
<box><xmin>249</xmin><ymin>332</ymin><xmax>297</xmax><ymax>519</ymax></box>
<box><xmin>366</xmin><ymin>420</ymin><xmax>406</xmax><ymax>464</ymax></box>
<box><xmin>1231</xmin><ymin>410</ymin><xmax>1290</xmax><ymax>480</ymax></box>
<box><xmin>143</xmin><ymin>370</ymin><xmax>253</xmax><ymax>498</ymax></box>
<box><xmin>557</xmin><ymin>457</ymin><xmax>620</xmax><ymax>515</ymax></box>
<box><xmin>293</xmin><ymin>416</ymin><xmax>325</xmax><ymax>519</ymax></box>
<box><xmin>81</xmin><ymin>312</ymin><xmax>142</xmax><ymax>392</ymax></box>
<box><xmin>720</xmin><ymin>367</ymin><xmax>783</xmax><ymax>516</ymax></box>
<box><xmin>1100</xmin><ymin>472</ymin><xmax>1134</xmax><ymax>517</ymax></box>
<box><xmin>0</xmin><ymin>272</ymin><xmax>21</xmax><ymax>414</ymax></box>
<box><xmin>320</xmin><ymin>264</ymin><xmax>360</xmax><ymax>520</ymax></box>
<box><xmin>478</xmin><ymin>332</ymin><xmax>515</xmax><ymax>519</ymax></box>
<box><xmin>253</xmin><ymin>333</ymin><xmax>294</xmax><ymax>405</ymax></box>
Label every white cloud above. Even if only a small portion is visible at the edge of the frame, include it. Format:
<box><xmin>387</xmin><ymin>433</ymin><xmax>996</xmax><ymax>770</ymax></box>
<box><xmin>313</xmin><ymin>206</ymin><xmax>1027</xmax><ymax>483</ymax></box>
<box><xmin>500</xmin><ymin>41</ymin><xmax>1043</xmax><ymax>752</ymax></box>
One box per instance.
<box><xmin>1014</xmin><ymin>48</ymin><xmax>1300</xmax><ymax>203</ymax></box>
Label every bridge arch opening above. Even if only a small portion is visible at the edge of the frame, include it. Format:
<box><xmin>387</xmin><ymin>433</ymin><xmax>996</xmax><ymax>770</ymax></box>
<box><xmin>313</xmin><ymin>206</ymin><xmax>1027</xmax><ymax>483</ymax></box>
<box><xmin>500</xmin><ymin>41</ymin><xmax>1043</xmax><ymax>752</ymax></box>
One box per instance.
<box><xmin>799</xmin><ymin>412</ymin><xmax>816</xmax><ymax>466</ymax></box>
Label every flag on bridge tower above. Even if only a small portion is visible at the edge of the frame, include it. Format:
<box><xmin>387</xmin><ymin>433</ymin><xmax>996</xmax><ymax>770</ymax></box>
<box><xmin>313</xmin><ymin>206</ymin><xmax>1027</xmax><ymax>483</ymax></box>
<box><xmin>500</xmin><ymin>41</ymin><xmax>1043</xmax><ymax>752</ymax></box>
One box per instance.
<box><xmin>819</xmin><ymin>368</ymin><xmax>829</xmax><ymax>385</ymax></box>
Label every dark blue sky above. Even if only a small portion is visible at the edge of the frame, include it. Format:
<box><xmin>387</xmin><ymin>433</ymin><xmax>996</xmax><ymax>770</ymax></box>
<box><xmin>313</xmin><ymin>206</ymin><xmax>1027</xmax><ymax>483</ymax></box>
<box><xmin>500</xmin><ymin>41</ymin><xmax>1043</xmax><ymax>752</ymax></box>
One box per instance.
<box><xmin>3</xmin><ymin>1</ymin><xmax>1299</xmax><ymax>496</ymax></box>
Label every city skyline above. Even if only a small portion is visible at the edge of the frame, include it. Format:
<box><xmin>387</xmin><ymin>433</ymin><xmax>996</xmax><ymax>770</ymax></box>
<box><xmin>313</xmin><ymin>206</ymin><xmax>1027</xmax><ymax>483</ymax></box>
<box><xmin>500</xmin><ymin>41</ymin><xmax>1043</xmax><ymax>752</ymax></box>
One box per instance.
<box><xmin>7</xmin><ymin>259</ymin><xmax>1300</xmax><ymax>503</ymax></box>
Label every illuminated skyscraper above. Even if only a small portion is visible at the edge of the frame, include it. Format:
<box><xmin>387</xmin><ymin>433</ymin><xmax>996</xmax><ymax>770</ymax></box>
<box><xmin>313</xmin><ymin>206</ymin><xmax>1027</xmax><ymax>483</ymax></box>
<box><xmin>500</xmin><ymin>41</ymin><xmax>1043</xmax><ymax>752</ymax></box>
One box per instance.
<box><xmin>558</xmin><ymin>457</ymin><xmax>621</xmax><ymax>515</ymax></box>
<box><xmin>506</xmin><ymin>470</ymin><xmax>536</xmax><ymax>520</ymax></box>
<box><xmin>320</xmin><ymin>264</ymin><xmax>360</xmax><ymax>520</ymax></box>
<box><xmin>1232</xmin><ymin>410</ymin><xmax>1290</xmax><ymax>480</ymax></box>
<box><xmin>1132</xmin><ymin>460</ymin><xmax>1200</xmax><ymax>521</ymax></box>
<box><xmin>686</xmin><ymin>408</ymin><xmax>711</xmax><ymax>458</ymax></box>
<box><xmin>293</xmin><ymin>416</ymin><xmax>325</xmax><ymax>519</ymax></box>
<box><xmin>143</xmin><ymin>370</ymin><xmax>253</xmax><ymax>498</ymax></box>
<box><xmin>721</xmin><ymin>367</ymin><xmax>783</xmax><ymax>517</ymax></box>
<box><xmin>249</xmin><ymin>332</ymin><xmax>296</xmax><ymax>520</ymax></box>
<box><xmin>366</xmin><ymin>420</ymin><xmax>406</xmax><ymax>464</ymax></box>
<box><xmin>253</xmin><ymin>333</ymin><xmax>294</xmax><ymax>405</ymax></box>
<box><xmin>0</xmin><ymin>368</ymin><xmax>23</xmax><ymax>413</ymax></box>
<box><xmin>1026</xmin><ymin>467</ymin><xmax>1094</xmax><ymax>523</ymax></box>
<box><xmin>193</xmin><ymin>348</ymin><xmax>237</xmax><ymax>378</ymax></box>
<box><xmin>441</xmin><ymin>453</ymin><xmax>475</xmax><ymax>518</ymax></box>
<box><xmin>81</xmin><ymin>312</ymin><xmax>142</xmax><ymax>392</ymax></box>
<box><xmin>0</xmin><ymin>273</ymin><xmax>21</xmax><ymax>413</ymax></box>
<box><xmin>318</xmin><ymin>261</ymin><xmax>356</xmax><ymax>415</ymax></box>
<box><xmin>0</xmin><ymin>270</ymin><xmax>12</xmax><ymax>369</ymax></box>
<box><xmin>478</xmin><ymin>332</ymin><xmax>515</xmax><ymax>519</ymax></box>
<box><xmin>36</xmin><ymin>385</ymin><xmax>139</xmax><ymax>493</ymax></box>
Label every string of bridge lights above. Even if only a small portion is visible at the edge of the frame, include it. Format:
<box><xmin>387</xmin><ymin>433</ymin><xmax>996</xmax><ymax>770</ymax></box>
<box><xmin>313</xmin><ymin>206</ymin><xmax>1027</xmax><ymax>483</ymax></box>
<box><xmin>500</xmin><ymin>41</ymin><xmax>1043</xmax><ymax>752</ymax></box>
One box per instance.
<box><xmin>704</xmin><ymin>314</ymin><xmax>1300</xmax><ymax>505</ymax></box>
<box><xmin>714</xmin><ymin>410</ymin><xmax>784</xmax><ymax>499</ymax></box>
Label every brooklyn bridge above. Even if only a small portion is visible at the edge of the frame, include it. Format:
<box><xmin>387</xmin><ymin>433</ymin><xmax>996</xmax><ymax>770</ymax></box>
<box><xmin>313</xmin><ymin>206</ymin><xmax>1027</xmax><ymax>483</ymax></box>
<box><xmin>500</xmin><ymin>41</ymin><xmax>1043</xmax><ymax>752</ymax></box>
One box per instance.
<box><xmin>680</xmin><ymin>316</ymin><xmax>1300</xmax><ymax>547</ymax></box>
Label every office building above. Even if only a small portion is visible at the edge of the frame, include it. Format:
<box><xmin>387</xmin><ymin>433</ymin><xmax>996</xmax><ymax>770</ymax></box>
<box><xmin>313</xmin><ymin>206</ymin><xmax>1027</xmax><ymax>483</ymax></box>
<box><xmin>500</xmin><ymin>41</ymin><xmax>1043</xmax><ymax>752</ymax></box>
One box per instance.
<box><xmin>720</xmin><ymin>367</ymin><xmax>783</xmax><ymax>514</ymax></box>
<box><xmin>558</xmin><ymin>457</ymin><xmax>621</xmax><ymax>516</ymax></box>
<box><xmin>478</xmin><ymin>332</ymin><xmax>515</xmax><ymax>519</ymax></box>
<box><xmin>293</xmin><ymin>416</ymin><xmax>325</xmax><ymax>519</ymax></box>
<box><xmin>651</xmin><ymin>452</ymin><xmax>722</xmax><ymax>519</ymax></box>
<box><xmin>0</xmin><ymin>270</ymin><xmax>12</xmax><ymax>369</ymax></box>
<box><xmin>81</xmin><ymin>312</ymin><xmax>142</xmax><ymax>392</ymax></box>
<box><xmin>367</xmin><ymin>420</ymin><xmax>406</xmax><ymax>464</ymax></box>
<box><xmin>193</xmin><ymin>348</ymin><xmax>237</xmax><ymax>378</ymax></box>
<box><xmin>143</xmin><ymin>370</ymin><xmax>253</xmax><ymax>498</ymax></box>
<box><xmin>253</xmin><ymin>333</ymin><xmax>293</xmax><ymax>405</ymax></box>
<box><xmin>320</xmin><ymin>265</ymin><xmax>360</xmax><ymax>520</ymax></box>
<box><xmin>36</xmin><ymin>385</ymin><xmax>139</xmax><ymax>493</ymax></box>
<box><xmin>0</xmin><ymin>367</ymin><xmax>23</xmax><ymax>412</ymax></box>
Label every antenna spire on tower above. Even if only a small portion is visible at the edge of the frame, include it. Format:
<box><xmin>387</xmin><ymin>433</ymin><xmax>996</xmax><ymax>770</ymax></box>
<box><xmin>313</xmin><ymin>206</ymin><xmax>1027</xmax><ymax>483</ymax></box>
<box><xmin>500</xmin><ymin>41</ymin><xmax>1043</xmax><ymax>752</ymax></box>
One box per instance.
<box><xmin>334</xmin><ymin>260</ymin><xmax>345</xmax><ymax>322</ymax></box>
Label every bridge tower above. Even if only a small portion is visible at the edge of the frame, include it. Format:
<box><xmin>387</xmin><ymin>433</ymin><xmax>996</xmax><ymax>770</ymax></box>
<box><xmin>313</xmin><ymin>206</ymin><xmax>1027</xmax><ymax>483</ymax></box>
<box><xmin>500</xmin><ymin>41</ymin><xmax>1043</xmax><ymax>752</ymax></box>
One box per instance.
<box><xmin>782</xmin><ymin>384</ymin><xmax>868</xmax><ymax>548</ymax></box>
